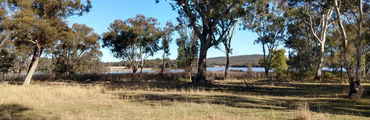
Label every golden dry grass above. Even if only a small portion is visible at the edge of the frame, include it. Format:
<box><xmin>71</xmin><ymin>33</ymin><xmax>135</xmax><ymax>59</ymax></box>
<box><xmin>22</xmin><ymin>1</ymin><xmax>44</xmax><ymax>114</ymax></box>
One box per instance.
<box><xmin>0</xmin><ymin>80</ymin><xmax>369</xmax><ymax>120</ymax></box>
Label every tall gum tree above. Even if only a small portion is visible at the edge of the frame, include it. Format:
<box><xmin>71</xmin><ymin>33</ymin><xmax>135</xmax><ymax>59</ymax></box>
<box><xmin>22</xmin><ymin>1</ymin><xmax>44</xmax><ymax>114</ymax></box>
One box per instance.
<box><xmin>244</xmin><ymin>0</ymin><xmax>286</xmax><ymax>78</ymax></box>
<box><xmin>160</xmin><ymin>21</ymin><xmax>175</xmax><ymax>75</ymax></box>
<box><xmin>303</xmin><ymin>0</ymin><xmax>334</xmax><ymax>80</ymax></box>
<box><xmin>216</xmin><ymin>19</ymin><xmax>239</xmax><ymax>79</ymax></box>
<box><xmin>334</xmin><ymin>0</ymin><xmax>369</xmax><ymax>99</ymax></box>
<box><xmin>102</xmin><ymin>15</ymin><xmax>162</xmax><ymax>79</ymax></box>
<box><xmin>176</xmin><ymin>25</ymin><xmax>199</xmax><ymax>81</ymax></box>
<box><xmin>157</xmin><ymin>0</ymin><xmax>252</xmax><ymax>83</ymax></box>
<box><xmin>4</xmin><ymin>0</ymin><xmax>92</xmax><ymax>85</ymax></box>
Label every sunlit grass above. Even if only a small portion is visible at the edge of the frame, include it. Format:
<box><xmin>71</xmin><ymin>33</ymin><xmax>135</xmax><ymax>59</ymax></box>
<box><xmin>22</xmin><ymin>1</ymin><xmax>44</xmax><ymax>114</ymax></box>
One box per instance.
<box><xmin>0</xmin><ymin>80</ymin><xmax>369</xmax><ymax>120</ymax></box>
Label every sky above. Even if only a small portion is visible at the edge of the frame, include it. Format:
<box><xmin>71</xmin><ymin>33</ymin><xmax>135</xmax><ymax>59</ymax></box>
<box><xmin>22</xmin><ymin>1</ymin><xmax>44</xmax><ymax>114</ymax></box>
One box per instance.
<box><xmin>67</xmin><ymin>0</ymin><xmax>262</xmax><ymax>62</ymax></box>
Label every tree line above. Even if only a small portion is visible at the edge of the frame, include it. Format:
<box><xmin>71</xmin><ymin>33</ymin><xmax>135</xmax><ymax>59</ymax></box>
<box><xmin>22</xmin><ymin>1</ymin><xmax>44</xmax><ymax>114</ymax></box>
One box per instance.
<box><xmin>152</xmin><ymin>0</ymin><xmax>369</xmax><ymax>99</ymax></box>
<box><xmin>0</xmin><ymin>0</ymin><xmax>106</xmax><ymax>85</ymax></box>
<box><xmin>0</xmin><ymin>0</ymin><xmax>369</xmax><ymax>99</ymax></box>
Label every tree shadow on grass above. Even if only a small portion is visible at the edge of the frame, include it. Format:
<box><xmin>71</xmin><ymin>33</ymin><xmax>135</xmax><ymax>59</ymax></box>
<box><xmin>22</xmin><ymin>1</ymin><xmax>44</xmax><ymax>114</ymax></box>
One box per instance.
<box><xmin>113</xmin><ymin>80</ymin><xmax>370</xmax><ymax>118</ymax></box>
<box><xmin>0</xmin><ymin>104</ymin><xmax>36</xmax><ymax>120</ymax></box>
<box><xmin>17</xmin><ymin>73</ymin><xmax>370</xmax><ymax>118</ymax></box>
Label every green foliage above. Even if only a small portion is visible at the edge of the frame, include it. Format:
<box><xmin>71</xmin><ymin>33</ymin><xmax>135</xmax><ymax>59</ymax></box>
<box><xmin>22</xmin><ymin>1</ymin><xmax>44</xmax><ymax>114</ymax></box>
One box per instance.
<box><xmin>176</xmin><ymin>25</ymin><xmax>198</xmax><ymax>72</ymax></box>
<box><xmin>102</xmin><ymin>14</ymin><xmax>162</xmax><ymax>76</ymax></box>
<box><xmin>258</xmin><ymin>58</ymin><xmax>264</xmax><ymax>67</ymax></box>
<box><xmin>75</xmin><ymin>54</ymin><xmax>107</xmax><ymax>74</ymax></box>
<box><xmin>159</xmin><ymin>0</ymin><xmax>253</xmax><ymax>82</ymax></box>
<box><xmin>0</xmin><ymin>49</ymin><xmax>15</xmax><ymax>73</ymax></box>
<box><xmin>4</xmin><ymin>0</ymin><xmax>92</xmax><ymax>49</ymax></box>
<box><xmin>271</xmin><ymin>49</ymin><xmax>288</xmax><ymax>78</ymax></box>
<box><xmin>38</xmin><ymin>57</ymin><xmax>53</xmax><ymax>73</ymax></box>
<box><xmin>244</xmin><ymin>0</ymin><xmax>287</xmax><ymax>77</ymax></box>
<box><xmin>53</xmin><ymin>23</ymin><xmax>101</xmax><ymax>74</ymax></box>
<box><xmin>161</xmin><ymin>21</ymin><xmax>175</xmax><ymax>56</ymax></box>
<box><xmin>0</xmin><ymin>0</ymin><xmax>92</xmax><ymax>84</ymax></box>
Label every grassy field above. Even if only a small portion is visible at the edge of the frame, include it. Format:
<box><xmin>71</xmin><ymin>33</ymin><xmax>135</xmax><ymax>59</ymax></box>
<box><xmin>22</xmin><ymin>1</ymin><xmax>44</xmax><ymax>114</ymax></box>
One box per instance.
<box><xmin>1</xmin><ymin>78</ymin><xmax>370</xmax><ymax>120</ymax></box>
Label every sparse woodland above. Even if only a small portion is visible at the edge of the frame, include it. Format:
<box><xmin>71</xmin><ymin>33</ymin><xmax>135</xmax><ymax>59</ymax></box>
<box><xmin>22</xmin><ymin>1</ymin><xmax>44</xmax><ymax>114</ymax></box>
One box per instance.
<box><xmin>1</xmin><ymin>0</ymin><xmax>370</xmax><ymax>119</ymax></box>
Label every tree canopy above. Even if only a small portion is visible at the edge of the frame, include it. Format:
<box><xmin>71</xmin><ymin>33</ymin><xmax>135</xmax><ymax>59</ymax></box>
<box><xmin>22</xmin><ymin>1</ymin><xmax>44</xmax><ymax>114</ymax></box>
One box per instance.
<box><xmin>102</xmin><ymin>14</ymin><xmax>162</xmax><ymax>79</ymax></box>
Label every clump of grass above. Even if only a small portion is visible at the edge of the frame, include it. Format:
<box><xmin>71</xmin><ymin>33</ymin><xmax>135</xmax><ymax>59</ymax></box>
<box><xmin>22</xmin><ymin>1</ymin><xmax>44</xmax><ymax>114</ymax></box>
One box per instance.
<box><xmin>296</xmin><ymin>102</ymin><xmax>311</xmax><ymax>120</ymax></box>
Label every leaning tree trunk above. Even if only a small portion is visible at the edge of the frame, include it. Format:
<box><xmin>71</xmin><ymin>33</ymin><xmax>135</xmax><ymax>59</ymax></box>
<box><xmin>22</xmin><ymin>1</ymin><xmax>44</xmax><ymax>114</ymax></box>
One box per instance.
<box><xmin>23</xmin><ymin>46</ymin><xmax>42</xmax><ymax>85</ymax></box>
<box><xmin>195</xmin><ymin>45</ymin><xmax>208</xmax><ymax>84</ymax></box>
<box><xmin>314</xmin><ymin>45</ymin><xmax>325</xmax><ymax>80</ymax></box>
<box><xmin>27</xmin><ymin>47</ymin><xmax>38</xmax><ymax>74</ymax></box>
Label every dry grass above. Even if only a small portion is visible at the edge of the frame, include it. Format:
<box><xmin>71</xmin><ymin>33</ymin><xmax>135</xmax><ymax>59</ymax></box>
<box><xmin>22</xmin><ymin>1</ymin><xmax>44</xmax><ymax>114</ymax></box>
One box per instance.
<box><xmin>296</xmin><ymin>102</ymin><xmax>311</xmax><ymax>120</ymax></box>
<box><xmin>0</xmin><ymin>80</ymin><xmax>369</xmax><ymax>120</ymax></box>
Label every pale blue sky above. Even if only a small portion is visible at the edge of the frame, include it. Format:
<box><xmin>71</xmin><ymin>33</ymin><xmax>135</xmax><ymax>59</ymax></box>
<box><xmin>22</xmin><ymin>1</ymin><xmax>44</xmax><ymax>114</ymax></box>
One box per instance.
<box><xmin>67</xmin><ymin>0</ymin><xmax>262</xmax><ymax>62</ymax></box>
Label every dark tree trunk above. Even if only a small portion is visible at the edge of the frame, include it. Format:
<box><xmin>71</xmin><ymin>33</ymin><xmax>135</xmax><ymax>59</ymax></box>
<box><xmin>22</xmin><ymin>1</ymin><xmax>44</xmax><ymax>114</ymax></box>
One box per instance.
<box><xmin>195</xmin><ymin>45</ymin><xmax>208</xmax><ymax>84</ymax></box>
<box><xmin>27</xmin><ymin>47</ymin><xmax>38</xmax><ymax>74</ymax></box>
<box><xmin>132</xmin><ymin>66</ymin><xmax>138</xmax><ymax>80</ymax></box>
<box><xmin>224</xmin><ymin>50</ymin><xmax>230</xmax><ymax>79</ymax></box>
<box><xmin>160</xmin><ymin>53</ymin><xmax>165</xmax><ymax>75</ymax></box>
<box><xmin>349</xmin><ymin>80</ymin><xmax>363</xmax><ymax>99</ymax></box>
<box><xmin>140</xmin><ymin>66</ymin><xmax>143</xmax><ymax>74</ymax></box>
<box><xmin>340</xmin><ymin>52</ymin><xmax>343</xmax><ymax>81</ymax></box>
<box><xmin>262</xmin><ymin>43</ymin><xmax>269</xmax><ymax>78</ymax></box>
<box><xmin>19</xmin><ymin>60</ymin><xmax>25</xmax><ymax>75</ymax></box>
<box><xmin>264</xmin><ymin>68</ymin><xmax>269</xmax><ymax>79</ymax></box>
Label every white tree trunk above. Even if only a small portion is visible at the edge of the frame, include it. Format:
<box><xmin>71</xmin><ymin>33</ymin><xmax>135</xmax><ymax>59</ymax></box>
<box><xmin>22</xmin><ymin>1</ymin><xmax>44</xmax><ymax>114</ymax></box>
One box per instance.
<box><xmin>315</xmin><ymin>43</ymin><xmax>325</xmax><ymax>80</ymax></box>
<box><xmin>23</xmin><ymin>56</ymin><xmax>40</xmax><ymax>85</ymax></box>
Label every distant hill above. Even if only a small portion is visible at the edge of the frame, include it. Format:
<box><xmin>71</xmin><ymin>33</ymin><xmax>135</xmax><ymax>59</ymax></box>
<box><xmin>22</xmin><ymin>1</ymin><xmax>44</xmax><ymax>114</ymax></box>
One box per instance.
<box><xmin>207</xmin><ymin>54</ymin><xmax>264</xmax><ymax>67</ymax></box>
<box><xmin>105</xmin><ymin>54</ymin><xmax>264</xmax><ymax>68</ymax></box>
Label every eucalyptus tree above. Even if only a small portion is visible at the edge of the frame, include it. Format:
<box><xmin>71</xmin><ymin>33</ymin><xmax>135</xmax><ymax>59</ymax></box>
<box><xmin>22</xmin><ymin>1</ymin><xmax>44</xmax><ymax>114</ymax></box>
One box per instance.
<box><xmin>157</xmin><ymin>0</ymin><xmax>252</xmax><ymax>83</ymax></box>
<box><xmin>160</xmin><ymin>21</ymin><xmax>175</xmax><ymax>75</ymax></box>
<box><xmin>244</xmin><ymin>0</ymin><xmax>286</xmax><ymax>78</ymax></box>
<box><xmin>333</xmin><ymin>0</ymin><xmax>369</xmax><ymax>99</ymax></box>
<box><xmin>176</xmin><ymin>25</ymin><xmax>198</xmax><ymax>81</ymax></box>
<box><xmin>102</xmin><ymin>15</ymin><xmax>162</xmax><ymax>79</ymax></box>
<box><xmin>4</xmin><ymin>0</ymin><xmax>92</xmax><ymax>85</ymax></box>
<box><xmin>215</xmin><ymin>18</ymin><xmax>239</xmax><ymax>79</ymax></box>
<box><xmin>53</xmin><ymin>23</ymin><xmax>101</xmax><ymax>74</ymax></box>
<box><xmin>299</xmin><ymin>0</ymin><xmax>335</xmax><ymax>80</ymax></box>
<box><xmin>285</xmin><ymin>20</ymin><xmax>317</xmax><ymax>78</ymax></box>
